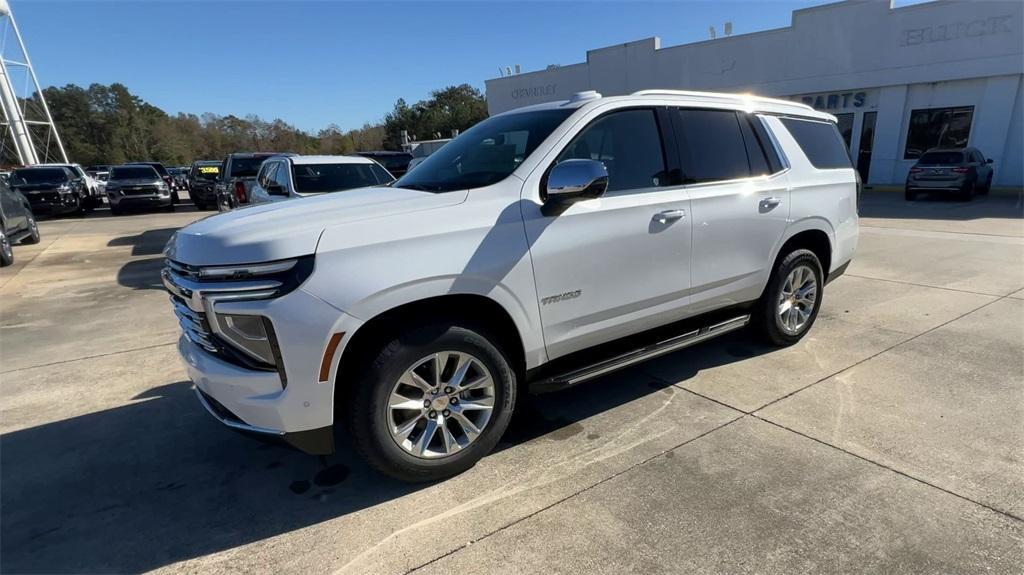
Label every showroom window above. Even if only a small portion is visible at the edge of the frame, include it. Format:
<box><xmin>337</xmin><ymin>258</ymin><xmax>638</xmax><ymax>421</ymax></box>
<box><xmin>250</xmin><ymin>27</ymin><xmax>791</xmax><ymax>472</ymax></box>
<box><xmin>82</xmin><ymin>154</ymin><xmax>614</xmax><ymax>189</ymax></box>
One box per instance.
<box><xmin>835</xmin><ymin>113</ymin><xmax>853</xmax><ymax>149</ymax></box>
<box><xmin>903</xmin><ymin>106</ymin><xmax>974</xmax><ymax>160</ymax></box>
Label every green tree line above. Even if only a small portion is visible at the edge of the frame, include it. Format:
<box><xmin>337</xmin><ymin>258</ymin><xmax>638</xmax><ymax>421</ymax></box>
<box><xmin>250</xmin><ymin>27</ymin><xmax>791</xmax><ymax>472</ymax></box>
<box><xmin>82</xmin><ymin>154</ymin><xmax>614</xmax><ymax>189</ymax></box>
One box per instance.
<box><xmin>29</xmin><ymin>82</ymin><xmax>488</xmax><ymax>166</ymax></box>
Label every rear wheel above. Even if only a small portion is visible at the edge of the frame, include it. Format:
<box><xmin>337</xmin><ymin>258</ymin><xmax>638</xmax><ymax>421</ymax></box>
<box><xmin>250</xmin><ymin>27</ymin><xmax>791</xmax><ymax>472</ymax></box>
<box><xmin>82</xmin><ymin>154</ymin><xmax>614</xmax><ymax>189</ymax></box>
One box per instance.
<box><xmin>980</xmin><ymin>175</ymin><xmax>992</xmax><ymax>195</ymax></box>
<box><xmin>0</xmin><ymin>225</ymin><xmax>13</xmax><ymax>267</ymax></box>
<box><xmin>194</xmin><ymin>200</ymin><xmax>206</xmax><ymax>211</ymax></box>
<box><xmin>752</xmin><ymin>249</ymin><xmax>823</xmax><ymax>346</ymax></box>
<box><xmin>347</xmin><ymin>321</ymin><xmax>517</xmax><ymax>482</ymax></box>
<box><xmin>110</xmin><ymin>204</ymin><xmax>123</xmax><ymax>216</ymax></box>
<box><xmin>904</xmin><ymin>187</ymin><xmax>916</xmax><ymax>201</ymax></box>
<box><xmin>957</xmin><ymin>181</ymin><xmax>974</xmax><ymax>202</ymax></box>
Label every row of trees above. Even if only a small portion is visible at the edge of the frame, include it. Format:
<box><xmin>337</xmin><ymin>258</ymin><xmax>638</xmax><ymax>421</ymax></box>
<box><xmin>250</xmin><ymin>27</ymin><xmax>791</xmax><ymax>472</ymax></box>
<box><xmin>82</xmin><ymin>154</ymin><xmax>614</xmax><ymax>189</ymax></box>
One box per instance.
<box><xmin>30</xmin><ymin>83</ymin><xmax>489</xmax><ymax>167</ymax></box>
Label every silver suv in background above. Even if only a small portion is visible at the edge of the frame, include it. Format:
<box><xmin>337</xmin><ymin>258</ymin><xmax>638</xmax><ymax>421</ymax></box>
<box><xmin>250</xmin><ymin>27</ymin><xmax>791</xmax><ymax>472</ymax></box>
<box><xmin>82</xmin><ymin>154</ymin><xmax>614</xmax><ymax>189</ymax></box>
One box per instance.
<box><xmin>905</xmin><ymin>147</ymin><xmax>994</xmax><ymax>201</ymax></box>
<box><xmin>249</xmin><ymin>155</ymin><xmax>395</xmax><ymax>204</ymax></box>
<box><xmin>106</xmin><ymin>164</ymin><xmax>174</xmax><ymax>215</ymax></box>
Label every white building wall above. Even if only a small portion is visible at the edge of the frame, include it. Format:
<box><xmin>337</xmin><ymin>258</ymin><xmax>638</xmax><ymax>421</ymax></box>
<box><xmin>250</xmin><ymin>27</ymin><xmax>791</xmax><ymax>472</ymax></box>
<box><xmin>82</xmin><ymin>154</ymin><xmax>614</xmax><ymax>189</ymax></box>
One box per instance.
<box><xmin>486</xmin><ymin>0</ymin><xmax>1024</xmax><ymax>186</ymax></box>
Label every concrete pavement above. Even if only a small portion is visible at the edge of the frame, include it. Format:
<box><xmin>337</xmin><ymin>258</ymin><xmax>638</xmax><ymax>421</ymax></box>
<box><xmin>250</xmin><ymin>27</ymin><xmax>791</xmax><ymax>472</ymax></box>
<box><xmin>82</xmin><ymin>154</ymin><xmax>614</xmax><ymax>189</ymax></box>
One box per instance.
<box><xmin>1</xmin><ymin>193</ymin><xmax>1022</xmax><ymax>574</ymax></box>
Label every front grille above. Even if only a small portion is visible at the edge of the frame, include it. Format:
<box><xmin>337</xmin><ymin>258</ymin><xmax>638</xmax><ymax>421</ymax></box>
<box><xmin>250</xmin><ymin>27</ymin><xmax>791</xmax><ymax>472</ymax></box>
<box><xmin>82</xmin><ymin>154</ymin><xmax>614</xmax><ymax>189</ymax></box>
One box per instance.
<box><xmin>122</xmin><ymin>185</ymin><xmax>160</xmax><ymax>196</ymax></box>
<box><xmin>27</xmin><ymin>192</ymin><xmax>60</xmax><ymax>204</ymax></box>
<box><xmin>170</xmin><ymin>295</ymin><xmax>217</xmax><ymax>352</ymax></box>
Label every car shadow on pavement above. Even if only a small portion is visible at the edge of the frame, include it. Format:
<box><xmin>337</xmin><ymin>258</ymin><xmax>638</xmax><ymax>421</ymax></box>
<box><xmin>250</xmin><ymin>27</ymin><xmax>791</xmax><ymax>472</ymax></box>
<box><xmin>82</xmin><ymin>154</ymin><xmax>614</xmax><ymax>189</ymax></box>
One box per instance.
<box><xmin>0</xmin><ymin>332</ymin><xmax>767</xmax><ymax>574</ymax></box>
<box><xmin>108</xmin><ymin>227</ymin><xmax>179</xmax><ymax>256</ymax></box>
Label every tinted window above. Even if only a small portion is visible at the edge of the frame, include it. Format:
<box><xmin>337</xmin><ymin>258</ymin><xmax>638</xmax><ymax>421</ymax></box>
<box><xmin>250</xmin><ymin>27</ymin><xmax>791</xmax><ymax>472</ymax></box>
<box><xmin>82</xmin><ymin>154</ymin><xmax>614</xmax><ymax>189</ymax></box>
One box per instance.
<box><xmin>557</xmin><ymin>109</ymin><xmax>666</xmax><ymax>192</ymax></box>
<box><xmin>904</xmin><ymin>106</ymin><xmax>973</xmax><ymax>160</ymax></box>
<box><xmin>230</xmin><ymin>157</ymin><xmax>272</xmax><ymax>178</ymax></box>
<box><xmin>129</xmin><ymin>162</ymin><xmax>169</xmax><ymax>177</ymax></box>
<box><xmin>835</xmin><ymin>113</ymin><xmax>854</xmax><ymax>148</ymax></box>
<box><xmin>675</xmin><ymin>109</ymin><xmax>750</xmax><ymax>183</ymax></box>
<box><xmin>369</xmin><ymin>164</ymin><xmax>394</xmax><ymax>183</ymax></box>
<box><xmin>395</xmin><ymin>109</ymin><xmax>572</xmax><ymax>193</ymax></box>
<box><xmin>918</xmin><ymin>151</ymin><xmax>964</xmax><ymax>165</ymax></box>
<box><xmin>780</xmin><ymin>118</ymin><xmax>852</xmax><ymax>169</ymax></box>
<box><xmin>110</xmin><ymin>166</ymin><xmax>159</xmax><ymax>180</ymax></box>
<box><xmin>738</xmin><ymin>114</ymin><xmax>771</xmax><ymax>177</ymax></box>
<box><xmin>291</xmin><ymin>163</ymin><xmax>384</xmax><ymax>194</ymax></box>
<box><xmin>11</xmin><ymin>168</ymin><xmax>70</xmax><ymax>184</ymax></box>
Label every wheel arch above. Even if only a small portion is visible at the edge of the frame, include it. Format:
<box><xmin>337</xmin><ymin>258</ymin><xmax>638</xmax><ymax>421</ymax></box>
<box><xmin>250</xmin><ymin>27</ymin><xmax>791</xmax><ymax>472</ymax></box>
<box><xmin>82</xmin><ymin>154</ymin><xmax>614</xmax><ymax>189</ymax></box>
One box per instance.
<box><xmin>773</xmin><ymin>223</ymin><xmax>833</xmax><ymax>278</ymax></box>
<box><xmin>334</xmin><ymin>293</ymin><xmax>529</xmax><ymax>408</ymax></box>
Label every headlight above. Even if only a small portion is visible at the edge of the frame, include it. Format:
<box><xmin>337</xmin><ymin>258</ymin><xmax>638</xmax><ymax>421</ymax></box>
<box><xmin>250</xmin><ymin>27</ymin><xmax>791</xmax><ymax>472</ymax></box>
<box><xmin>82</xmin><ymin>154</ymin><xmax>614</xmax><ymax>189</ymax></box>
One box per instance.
<box><xmin>198</xmin><ymin>259</ymin><xmax>297</xmax><ymax>280</ymax></box>
<box><xmin>213</xmin><ymin>313</ymin><xmax>280</xmax><ymax>365</ymax></box>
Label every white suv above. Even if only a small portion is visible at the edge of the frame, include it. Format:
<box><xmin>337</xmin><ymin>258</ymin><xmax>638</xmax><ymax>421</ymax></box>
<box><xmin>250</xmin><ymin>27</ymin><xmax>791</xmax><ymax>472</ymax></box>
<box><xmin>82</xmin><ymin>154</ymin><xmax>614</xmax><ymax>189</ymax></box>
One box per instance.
<box><xmin>248</xmin><ymin>155</ymin><xmax>395</xmax><ymax>204</ymax></box>
<box><xmin>163</xmin><ymin>90</ymin><xmax>859</xmax><ymax>481</ymax></box>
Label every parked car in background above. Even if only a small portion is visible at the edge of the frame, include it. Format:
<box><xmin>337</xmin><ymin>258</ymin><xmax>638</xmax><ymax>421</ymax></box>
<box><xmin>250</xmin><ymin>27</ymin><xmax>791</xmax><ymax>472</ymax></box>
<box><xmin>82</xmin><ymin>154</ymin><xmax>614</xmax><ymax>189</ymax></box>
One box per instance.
<box><xmin>356</xmin><ymin>151</ymin><xmax>413</xmax><ymax>177</ymax></box>
<box><xmin>9</xmin><ymin>166</ymin><xmax>92</xmax><ymax>216</ymax></box>
<box><xmin>188</xmin><ymin>160</ymin><xmax>221</xmax><ymax>210</ymax></box>
<box><xmin>168</xmin><ymin>167</ymin><xmax>190</xmax><ymax>191</ymax></box>
<box><xmin>905</xmin><ymin>147</ymin><xmax>994</xmax><ymax>201</ymax></box>
<box><xmin>215</xmin><ymin>152</ymin><xmax>284</xmax><ymax>211</ymax></box>
<box><xmin>126</xmin><ymin>162</ymin><xmax>179</xmax><ymax>204</ymax></box>
<box><xmin>37</xmin><ymin>163</ymin><xmax>104</xmax><ymax>208</ymax></box>
<box><xmin>0</xmin><ymin>179</ymin><xmax>40</xmax><ymax>266</ymax></box>
<box><xmin>249</xmin><ymin>155</ymin><xmax>395</xmax><ymax>205</ymax></box>
<box><xmin>106</xmin><ymin>164</ymin><xmax>174</xmax><ymax>215</ymax></box>
<box><xmin>163</xmin><ymin>89</ymin><xmax>859</xmax><ymax>481</ymax></box>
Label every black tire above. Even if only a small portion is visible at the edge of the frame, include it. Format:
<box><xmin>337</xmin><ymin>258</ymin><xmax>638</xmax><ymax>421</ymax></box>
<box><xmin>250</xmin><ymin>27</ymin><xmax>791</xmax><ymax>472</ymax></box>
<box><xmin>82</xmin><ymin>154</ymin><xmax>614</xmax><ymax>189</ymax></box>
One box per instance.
<box><xmin>194</xmin><ymin>200</ymin><xmax>206</xmax><ymax>211</ymax></box>
<box><xmin>163</xmin><ymin>203</ymin><xmax>176</xmax><ymax>212</ymax></box>
<box><xmin>110</xmin><ymin>204</ymin><xmax>123</xmax><ymax>216</ymax></box>
<box><xmin>0</xmin><ymin>224</ymin><xmax>13</xmax><ymax>267</ymax></box>
<box><xmin>752</xmin><ymin>248</ymin><xmax>824</xmax><ymax>347</ymax></box>
<box><xmin>347</xmin><ymin>321</ymin><xmax>517</xmax><ymax>482</ymax></box>
<box><xmin>904</xmin><ymin>187</ymin><xmax>916</xmax><ymax>201</ymax></box>
<box><xmin>980</xmin><ymin>175</ymin><xmax>992</xmax><ymax>195</ymax></box>
<box><xmin>22</xmin><ymin>212</ymin><xmax>40</xmax><ymax>244</ymax></box>
<box><xmin>171</xmin><ymin>191</ymin><xmax>180</xmax><ymax>205</ymax></box>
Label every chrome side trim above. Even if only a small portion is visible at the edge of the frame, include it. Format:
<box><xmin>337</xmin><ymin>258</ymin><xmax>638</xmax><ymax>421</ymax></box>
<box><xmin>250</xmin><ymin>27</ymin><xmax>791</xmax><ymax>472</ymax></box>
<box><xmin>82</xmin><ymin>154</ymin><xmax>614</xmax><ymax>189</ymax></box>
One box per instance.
<box><xmin>193</xmin><ymin>387</ymin><xmax>285</xmax><ymax>436</ymax></box>
<box><xmin>542</xmin><ymin>315</ymin><xmax>751</xmax><ymax>389</ymax></box>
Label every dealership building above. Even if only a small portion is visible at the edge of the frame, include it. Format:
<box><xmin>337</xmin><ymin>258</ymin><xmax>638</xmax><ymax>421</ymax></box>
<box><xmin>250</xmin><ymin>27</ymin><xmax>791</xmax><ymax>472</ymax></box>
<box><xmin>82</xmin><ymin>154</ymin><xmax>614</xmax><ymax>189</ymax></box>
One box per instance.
<box><xmin>485</xmin><ymin>0</ymin><xmax>1023</xmax><ymax>187</ymax></box>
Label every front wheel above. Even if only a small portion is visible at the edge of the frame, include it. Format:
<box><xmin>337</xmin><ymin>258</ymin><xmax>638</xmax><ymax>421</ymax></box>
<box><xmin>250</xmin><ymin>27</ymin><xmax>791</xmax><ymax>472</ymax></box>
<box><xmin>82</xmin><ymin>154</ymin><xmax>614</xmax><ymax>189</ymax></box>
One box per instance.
<box><xmin>0</xmin><ymin>225</ymin><xmax>13</xmax><ymax>267</ymax></box>
<box><xmin>347</xmin><ymin>321</ymin><xmax>517</xmax><ymax>482</ymax></box>
<box><xmin>752</xmin><ymin>249</ymin><xmax>824</xmax><ymax>346</ymax></box>
<box><xmin>23</xmin><ymin>212</ymin><xmax>40</xmax><ymax>244</ymax></box>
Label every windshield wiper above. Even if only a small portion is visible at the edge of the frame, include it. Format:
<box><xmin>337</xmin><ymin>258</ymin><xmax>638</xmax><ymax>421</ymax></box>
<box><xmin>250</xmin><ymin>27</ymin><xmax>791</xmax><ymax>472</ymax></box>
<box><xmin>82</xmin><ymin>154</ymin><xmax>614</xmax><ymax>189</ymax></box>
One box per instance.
<box><xmin>396</xmin><ymin>183</ymin><xmax>446</xmax><ymax>192</ymax></box>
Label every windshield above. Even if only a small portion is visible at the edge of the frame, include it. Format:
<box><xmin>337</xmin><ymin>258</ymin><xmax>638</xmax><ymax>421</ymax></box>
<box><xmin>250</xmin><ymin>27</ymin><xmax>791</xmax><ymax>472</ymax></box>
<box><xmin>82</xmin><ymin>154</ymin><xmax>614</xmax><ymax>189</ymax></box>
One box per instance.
<box><xmin>918</xmin><ymin>151</ymin><xmax>964</xmax><ymax>165</ymax></box>
<box><xmin>292</xmin><ymin>163</ymin><xmax>391</xmax><ymax>194</ymax></box>
<box><xmin>192</xmin><ymin>164</ymin><xmax>220</xmax><ymax>180</ymax></box>
<box><xmin>11</xmin><ymin>168</ymin><xmax>68</xmax><ymax>185</ymax></box>
<box><xmin>394</xmin><ymin>109</ymin><xmax>573</xmax><ymax>192</ymax></box>
<box><xmin>110</xmin><ymin>166</ymin><xmax>159</xmax><ymax>180</ymax></box>
<box><xmin>129</xmin><ymin>162</ymin><xmax>168</xmax><ymax>176</ymax></box>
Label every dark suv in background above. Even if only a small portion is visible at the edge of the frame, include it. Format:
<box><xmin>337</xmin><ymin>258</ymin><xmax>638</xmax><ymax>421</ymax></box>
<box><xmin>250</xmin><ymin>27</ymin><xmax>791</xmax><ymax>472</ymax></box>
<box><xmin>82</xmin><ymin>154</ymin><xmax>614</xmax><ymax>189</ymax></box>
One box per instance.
<box><xmin>215</xmin><ymin>152</ymin><xmax>282</xmax><ymax>210</ymax></box>
<box><xmin>8</xmin><ymin>166</ymin><xmax>92</xmax><ymax>216</ymax></box>
<box><xmin>0</xmin><ymin>179</ymin><xmax>41</xmax><ymax>266</ymax></box>
<box><xmin>188</xmin><ymin>160</ymin><xmax>222</xmax><ymax>210</ymax></box>
<box><xmin>906</xmin><ymin>147</ymin><xmax>994</xmax><ymax>201</ymax></box>
<box><xmin>106</xmin><ymin>164</ymin><xmax>174</xmax><ymax>215</ymax></box>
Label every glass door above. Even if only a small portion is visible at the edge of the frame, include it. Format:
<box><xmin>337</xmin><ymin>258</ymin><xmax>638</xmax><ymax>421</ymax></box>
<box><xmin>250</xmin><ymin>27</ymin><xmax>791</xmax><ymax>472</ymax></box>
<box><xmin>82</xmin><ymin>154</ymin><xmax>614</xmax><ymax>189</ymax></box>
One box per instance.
<box><xmin>857</xmin><ymin>112</ymin><xmax>877</xmax><ymax>183</ymax></box>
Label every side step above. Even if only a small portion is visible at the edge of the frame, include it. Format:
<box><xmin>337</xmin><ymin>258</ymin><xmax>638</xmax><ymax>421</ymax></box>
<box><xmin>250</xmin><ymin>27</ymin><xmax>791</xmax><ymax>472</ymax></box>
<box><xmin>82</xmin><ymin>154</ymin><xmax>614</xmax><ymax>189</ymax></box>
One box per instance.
<box><xmin>532</xmin><ymin>315</ymin><xmax>750</xmax><ymax>393</ymax></box>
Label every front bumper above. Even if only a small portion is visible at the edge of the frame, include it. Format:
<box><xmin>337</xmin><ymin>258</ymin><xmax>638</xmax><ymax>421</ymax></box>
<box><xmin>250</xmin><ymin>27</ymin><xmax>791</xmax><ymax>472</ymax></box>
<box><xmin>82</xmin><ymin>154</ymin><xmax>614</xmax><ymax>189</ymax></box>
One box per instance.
<box><xmin>27</xmin><ymin>195</ymin><xmax>80</xmax><ymax>214</ymax></box>
<box><xmin>109</xmin><ymin>193</ymin><xmax>172</xmax><ymax>208</ymax></box>
<box><xmin>169</xmin><ymin>277</ymin><xmax>363</xmax><ymax>455</ymax></box>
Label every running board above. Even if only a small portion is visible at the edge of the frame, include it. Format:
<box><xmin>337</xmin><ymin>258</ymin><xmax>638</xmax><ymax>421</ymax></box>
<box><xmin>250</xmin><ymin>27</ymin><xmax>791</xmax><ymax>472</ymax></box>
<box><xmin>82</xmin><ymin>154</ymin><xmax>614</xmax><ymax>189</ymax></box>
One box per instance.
<box><xmin>532</xmin><ymin>315</ymin><xmax>750</xmax><ymax>393</ymax></box>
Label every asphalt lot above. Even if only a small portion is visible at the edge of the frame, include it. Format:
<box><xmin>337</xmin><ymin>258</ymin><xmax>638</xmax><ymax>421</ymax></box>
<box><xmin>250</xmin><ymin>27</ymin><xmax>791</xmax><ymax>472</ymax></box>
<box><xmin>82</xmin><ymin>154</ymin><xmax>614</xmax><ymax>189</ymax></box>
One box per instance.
<box><xmin>1</xmin><ymin>192</ymin><xmax>1022</xmax><ymax>574</ymax></box>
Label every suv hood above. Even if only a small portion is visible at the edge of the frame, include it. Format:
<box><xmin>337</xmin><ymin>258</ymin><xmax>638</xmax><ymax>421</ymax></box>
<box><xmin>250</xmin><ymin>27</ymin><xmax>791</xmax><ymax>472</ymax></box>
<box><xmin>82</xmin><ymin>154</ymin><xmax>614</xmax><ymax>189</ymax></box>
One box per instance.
<box><xmin>168</xmin><ymin>186</ymin><xmax>466</xmax><ymax>266</ymax></box>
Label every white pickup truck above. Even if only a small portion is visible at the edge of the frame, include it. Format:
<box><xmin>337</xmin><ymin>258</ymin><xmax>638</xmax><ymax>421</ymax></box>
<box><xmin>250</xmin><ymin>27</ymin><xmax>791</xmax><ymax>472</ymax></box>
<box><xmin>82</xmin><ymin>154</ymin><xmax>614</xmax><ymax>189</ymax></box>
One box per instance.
<box><xmin>163</xmin><ymin>89</ymin><xmax>859</xmax><ymax>481</ymax></box>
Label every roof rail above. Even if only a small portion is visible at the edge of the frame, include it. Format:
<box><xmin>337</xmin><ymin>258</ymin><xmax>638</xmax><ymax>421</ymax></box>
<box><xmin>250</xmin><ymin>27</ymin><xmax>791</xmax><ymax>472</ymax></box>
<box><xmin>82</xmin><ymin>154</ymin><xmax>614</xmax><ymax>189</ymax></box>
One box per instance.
<box><xmin>630</xmin><ymin>89</ymin><xmax>816</xmax><ymax>113</ymax></box>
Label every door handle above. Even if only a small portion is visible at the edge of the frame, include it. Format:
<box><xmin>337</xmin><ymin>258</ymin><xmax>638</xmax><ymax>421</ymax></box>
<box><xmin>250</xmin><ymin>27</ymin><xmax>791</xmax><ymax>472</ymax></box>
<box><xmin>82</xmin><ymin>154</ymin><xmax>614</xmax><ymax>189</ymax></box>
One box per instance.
<box><xmin>759</xmin><ymin>197</ymin><xmax>782</xmax><ymax>212</ymax></box>
<box><xmin>653</xmin><ymin>209</ymin><xmax>686</xmax><ymax>223</ymax></box>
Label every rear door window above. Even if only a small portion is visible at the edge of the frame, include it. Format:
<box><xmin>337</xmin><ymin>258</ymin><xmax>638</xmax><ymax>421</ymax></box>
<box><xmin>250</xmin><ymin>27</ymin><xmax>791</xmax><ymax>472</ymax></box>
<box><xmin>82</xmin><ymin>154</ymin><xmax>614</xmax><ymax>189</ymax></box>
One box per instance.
<box><xmin>673</xmin><ymin>109</ymin><xmax>751</xmax><ymax>183</ymax></box>
<box><xmin>779</xmin><ymin>117</ymin><xmax>853</xmax><ymax>169</ymax></box>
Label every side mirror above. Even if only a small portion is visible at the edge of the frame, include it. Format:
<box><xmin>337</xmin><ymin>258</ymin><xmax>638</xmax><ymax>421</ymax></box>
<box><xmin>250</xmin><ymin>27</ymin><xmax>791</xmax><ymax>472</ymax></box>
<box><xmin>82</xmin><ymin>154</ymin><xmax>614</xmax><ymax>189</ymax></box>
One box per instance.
<box><xmin>986</xmin><ymin>158</ymin><xmax>993</xmax><ymax>164</ymax></box>
<box><xmin>545</xmin><ymin>159</ymin><xmax>609</xmax><ymax>204</ymax></box>
<box><xmin>266</xmin><ymin>183</ymin><xmax>287</xmax><ymax>196</ymax></box>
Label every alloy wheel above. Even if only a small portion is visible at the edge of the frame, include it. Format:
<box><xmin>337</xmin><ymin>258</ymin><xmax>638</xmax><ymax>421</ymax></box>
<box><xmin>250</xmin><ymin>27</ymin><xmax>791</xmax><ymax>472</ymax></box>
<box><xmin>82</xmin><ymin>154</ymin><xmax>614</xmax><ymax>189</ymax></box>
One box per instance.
<box><xmin>386</xmin><ymin>351</ymin><xmax>496</xmax><ymax>459</ymax></box>
<box><xmin>777</xmin><ymin>264</ymin><xmax>818</xmax><ymax>335</ymax></box>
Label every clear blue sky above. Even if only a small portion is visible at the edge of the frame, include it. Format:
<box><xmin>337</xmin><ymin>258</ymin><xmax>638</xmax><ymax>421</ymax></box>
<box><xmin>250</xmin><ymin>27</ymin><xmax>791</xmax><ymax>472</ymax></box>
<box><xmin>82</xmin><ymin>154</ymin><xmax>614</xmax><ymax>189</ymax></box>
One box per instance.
<box><xmin>14</xmin><ymin>0</ymin><xmax>924</xmax><ymax>133</ymax></box>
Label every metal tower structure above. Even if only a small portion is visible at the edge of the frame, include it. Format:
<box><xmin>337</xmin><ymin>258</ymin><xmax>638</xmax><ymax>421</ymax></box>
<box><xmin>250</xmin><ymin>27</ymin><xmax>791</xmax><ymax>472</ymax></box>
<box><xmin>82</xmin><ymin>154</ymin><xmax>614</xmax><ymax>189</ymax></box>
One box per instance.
<box><xmin>0</xmin><ymin>0</ymin><xmax>67</xmax><ymax>166</ymax></box>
